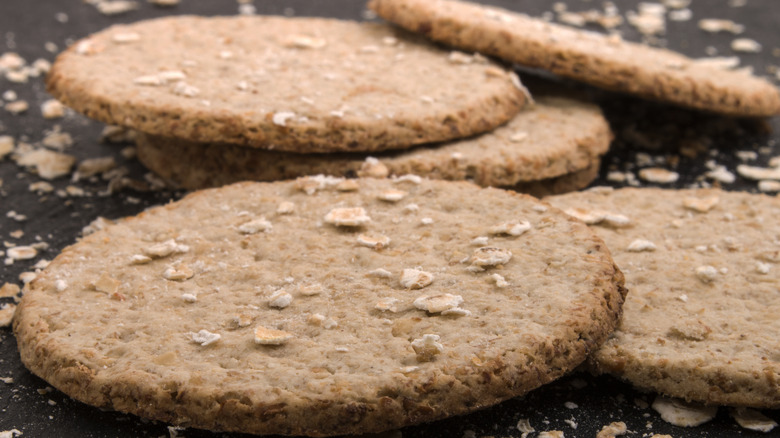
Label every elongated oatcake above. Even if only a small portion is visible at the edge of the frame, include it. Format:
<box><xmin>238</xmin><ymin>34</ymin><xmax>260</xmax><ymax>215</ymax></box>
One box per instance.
<box><xmin>135</xmin><ymin>94</ymin><xmax>611</xmax><ymax>192</ymax></box>
<box><xmin>369</xmin><ymin>0</ymin><xmax>780</xmax><ymax>117</ymax></box>
<box><xmin>548</xmin><ymin>187</ymin><xmax>780</xmax><ymax>408</ymax></box>
<box><xmin>46</xmin><ymin>16</ymin><xmax>526</xmax><ymax>153</ymax></box>
<box><xmin>15</xmin><ymin>178</ymin><xmax>625</xmax><ymax>436</ymax></box>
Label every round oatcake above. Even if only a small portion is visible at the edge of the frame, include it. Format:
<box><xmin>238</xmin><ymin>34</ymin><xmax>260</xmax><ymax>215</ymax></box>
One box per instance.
<box><xmin>45</xmin><ymin>15</ymin><xmax>526</xmax><ymax>153</ymax></box>
<box><xmin>15</xmin><ymin>178</ymin><xmax>625</xmax><ymax>436</ymax></box>
<box><xmin>369</xmin><ymin>0</ymin><xmax>780</xmax><ymax>117</ymax></box>
<box><xmin>135</xmin><ymin>94</ymin><xmax>611</xmax><ymax>192</ymax></box>
<box><xmin>547</xmin><ymin>187</ymin><xmax>780</xmax><ymax>408</ymax></box>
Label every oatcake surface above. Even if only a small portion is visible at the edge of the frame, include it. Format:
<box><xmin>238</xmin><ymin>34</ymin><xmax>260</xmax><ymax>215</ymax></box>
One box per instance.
<box><xmin>45</xmin><ymin>15</ymin><xmax>526</xmax><ymax>153</ymax></box>
<box><xmin>135</xmin><ymin>95</ymin><xmax>611</xmax><ymax>191</ymax></box>
<box><xmin>369</xmin><ymin>0</ymin><xmax>780</xmax><ymax>117</ymax></box>
<box><xmin>548</xmin><ymin>187</ymin><xmax>780</xmax><ymax>408</ymax></box>
<box><xmin>14</xmin><ymin>178</ymin><xmax>625</xmax><ymax>436</ymax></box>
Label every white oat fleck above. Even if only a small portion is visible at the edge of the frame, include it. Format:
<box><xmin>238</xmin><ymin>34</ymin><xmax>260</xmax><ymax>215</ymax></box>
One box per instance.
<box><xmin>375</xmin><ymin>297</ymin><xmax>400</xmax><ymax>312</ymax></box>
<box><xmin>564</xmin><ymin>208</ymin><xmax>631</xmax><ymax>227</ymax></box>
<box><xmin>272</xmin><ymin>111</ymin><xmax>296</xmax><ymax>126</ymax></box>
<box><xmin>471</xmin><ymin>247</ymin><xmax>512</xmax><ymax>268</ymax></box>
<box><xmin>238</xmin><ymin>217</ymin><xmax>272</xmax><ymax>234</ymax></box>
<box><xmin>181</xmin><ymin>293</ymin><xmax>197</xmax><ymax>303</ymax></box>
<box><xmin>55</xmin><ymin>279</ymin><xmax>68</xmax><ymax>292</ymax></box>
<box><xmin>254</xmin><ymin>326</ymin><xmax>293</xmax><ymax>345</ymax></box>
<box><xmin>378</xmin><ymin>189</ymin><xmax>407</xmax><ymax>202</ymax></box>
<box><xmin>324</xmin><ymin>207</ymin><xmax>371</xmax><ymax>227</ymax></box>
<box><xmin>283</xmin><ymin>35</ymin><xmax>327</xmax><ymax>49</ymax></box>
<box><xmin>627</xmin><ymin>239</ymin><xmax>657</xmax><ymax>252</ymax></box>
<box><xmin>489</xmin><ymin>221</ymin><xmax>531</xmax><ymax>237</ymax></box>
<box><xmin>420</xmin><ymin>217</ymin><xmax>434</xmax><ymax>225</ymax></box>
<box><xmin>144</xmin><ymin>239</ymin><xmax>189</xmax><ymax>258</ymax></box>
<box><xmin>268</xmin><ymin>290</ymin><xmax>293</xmax><ymax>309</ymax></box>
<box><xmin>509</xmin><ymin>132</ymin><xmax>529</xmax><ymax>143</ymax></box>
<box><xmin>357</xmin><ymin>233</ymin><xmax>391</xmax><ymax>250</ymax></box>
<box><xmin>358</xmin><ymin>156</ymin><xmax>389</xmax><ymax>178</ymax></box>
<box><xmin>276</xmin><ymin>201</ymin><xmax>295</xmax><ymax>214</ymax></box>
<box><xmin>188</xmin><ymin>329</ymin><xmax>220</xmax><ymax>346</ymax></box>
<box><xmin>411</xmin><ymin>334</ymin><xmax>443</xmax><ymax>362</ymax></box>
<box><xmin>112</xmin><ymin>32</ymin><xmax>141</xmax><ymax>43</ymax></box>
<box><xmin>392</xmin><ymin>174</ymin><xmax>422</xmax><ymax>184</ymax></box>
<box><xmin>299</xmin><ymin>283</ymin><xmax>324</xmax><ymax>296</ymax></box>
<box><xmin>491</xmin><ymin>273</ymin><xmax>509</xmax><ymax>287</ymax></box>
<box><xmin>683</xmin><ymin>196</ymin><xmax>719</xmax><ymax>212</ymax></box>
<box><xmin>400</xmin><ymin>268</ymin><xmax>434</xmax><ymax>289</ymax></box>
<box><xmin>163</xmin><ymin>265</ymin><xmax>194</xmax><ymax>281</ymax></box>
<box><xmin>695</xmin><ymin>265</ymin><xmax>718</xmax><ymax>283</ymax></box>
<box><xmin>471</xmin><ymin>236</ymin><xmax>489</xmax><ymax>246</ymax></box>
<box><xmin>756</xmin><ymin>262</ymin><xmax>771</xmax><ymax>274</ymax></box>
<box><xmin>172</xmin><ymin>82</ymin><xmax>200</xmax><ymax>98</ymax></box>
<box><xmin>367</xmin><ymin>268</ymin><xmax>393</xmax><ymax>278</ymax></box>
<box><xmin>130</xmin><ymin>254</ymin><xmax>152</xmax><ymax>264</ymax></box>
<box><xmin>413</xmin><ymin>293</ymin><xmax>463</xmax><ymax>313</ymax></box>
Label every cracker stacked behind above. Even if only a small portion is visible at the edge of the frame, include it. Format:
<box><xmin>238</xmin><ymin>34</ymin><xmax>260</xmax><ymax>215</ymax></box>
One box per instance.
<box><xmin>45</xmin><ymin>15</ymin><xmax>613</xmax><ymax>196</ymax></box>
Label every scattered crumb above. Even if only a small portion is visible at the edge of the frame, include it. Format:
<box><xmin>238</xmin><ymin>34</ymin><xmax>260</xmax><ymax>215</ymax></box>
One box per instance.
<box><xmin>16</xmin><ymin>148</ymin><xmax>76</xmax><ymax>179</ymax></box>
<box><xmin>758</xmin><ymin>180</ymin><xmax>780</xmax><ymax>192</ymax></box>
<box><xmin>0</xmin><ymin>303</ymin><xmax>17</xmax><ymax>327</ymax></box>
<box><xmin>40</xmin><ymin>99</ymin><xmax>65</xmax><ymax>119</ymax></box>
<box><xmin>95</xmin><ymin>0</ymin><xmax>139</xmax><ymax>16</ymax></box>
<box><xmin>517</xmin><ymin>419</ymin><xmax>535</xmax><ymax>438</ymax></box>
<box><xmin>651</xmin><ymin>395</ymin><xmax>717</xmax><ymax>426</ymax></box>
<box><xmin>4</xmin><ymin>100</ymin><xmax>29</xmax><ymax>115</ymax></box>
<box><xmin>596</xmin><ymin>421</ymin><xmax>628</xmax><ymax>438</ymax></box>
<box><xmin>639</xmin><ymin>168</ymin><xmax>680</xmax><ymax>184</ymax></box>
<box><xmin>730</xmin><ymin>407</ymin><xmax>778</xmax><ymax>432</ymax></box>
<box><xmin>0</xmin><ymin>283</ymin><xmax>21</xmax><ymax>298</ymax></box>
<box><xmin>737</xmin><ymin>164</ymin><xmax>780</xmax><ymax>180</ymax></box>
<box><xmin>148</xmin><ymin>0</ymin><xmax>180</xmax><ymax>6</ymax></box>
<box><xmin>698</xmin><ymin>18</ymin><xmax>745</xmax><ymax>34</ymax></box>
<box><xmin>732</xmin><ymin>38</ymin><xmax>762</xmax><ymax>53</ymax></box>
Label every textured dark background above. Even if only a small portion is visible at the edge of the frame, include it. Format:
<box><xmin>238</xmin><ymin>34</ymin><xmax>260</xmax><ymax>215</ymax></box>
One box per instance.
<box><xmin>1</xmin><ymin>0</ymin><xmax>779</xmax><ymax>437</ymax></box>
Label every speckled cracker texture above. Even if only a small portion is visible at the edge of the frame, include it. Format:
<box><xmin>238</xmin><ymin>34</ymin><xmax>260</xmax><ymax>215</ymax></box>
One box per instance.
<box><xmin>135</xmin><ymin>94</ymin><xmax>611</xmax><ymax>192</ymax></box>
<box><xmin>369</xmin><ymin>0</ymin><xmax>780</xmax><ymax>117</ymax></box>
<box><xmin>548</xmin><ymin>187</ymin><xmax>780</xmax><ymax>408</ymax></box>
<box><xmin>15</xmin><ymin>178</ymin><xmax>625</xmax><ymax>436</ymax></box>
<box><xmin>45</xmin><ymin>15</ymin><xmax>526</xmax><ymax>153</ymax></box>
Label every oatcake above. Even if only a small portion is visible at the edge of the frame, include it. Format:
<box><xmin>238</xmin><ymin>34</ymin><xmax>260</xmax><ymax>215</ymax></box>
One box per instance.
<box><xmin>45</xmin><ymin>16</ymin><xmax>526</xmax><ymax>153</ymax></box>
<box><xmin>548</xmin><ymin>187</ymin><xmax>780</xmax><ymax>408</ymax></box>
<box><xmin>15</xmin><ymin>178</ymin><xmax>625</xmax><ymax>436</ymax></box>
<box><xmin>369</xmin><ymin>0</ymin><xmax>780</xmax><ymax>117</ymax></box>
<box><xmin>135</xmin><ymin>94</ymin><xmax>611</xmax><ymax>192</ymax></box>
